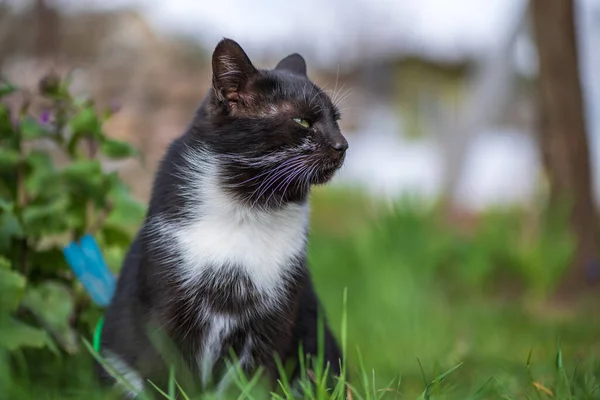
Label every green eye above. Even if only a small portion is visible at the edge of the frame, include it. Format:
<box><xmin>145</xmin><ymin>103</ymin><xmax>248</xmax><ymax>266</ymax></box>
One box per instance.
<box><xmin>292</xmin><ymin>118</ymin><xmax>310</xmax><ymax>128</ymax></box>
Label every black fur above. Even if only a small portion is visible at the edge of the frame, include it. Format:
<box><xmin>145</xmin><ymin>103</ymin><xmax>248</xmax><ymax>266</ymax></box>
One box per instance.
<box><xmin>99</xmin><ymin>38</ymin><xmax>348</xmax><ymax>395</ymax></box>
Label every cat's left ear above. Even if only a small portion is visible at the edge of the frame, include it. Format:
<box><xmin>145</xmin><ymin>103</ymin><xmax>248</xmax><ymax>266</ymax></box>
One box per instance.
<box><xmin>212</xmin><ymin>38</ymin><xmax>258</xmax><ymax>105</ymax></box>
<box><xmin>275</xmin><ymin>53</ymin><xmax>307</xmax><ymax>77</ymax></box>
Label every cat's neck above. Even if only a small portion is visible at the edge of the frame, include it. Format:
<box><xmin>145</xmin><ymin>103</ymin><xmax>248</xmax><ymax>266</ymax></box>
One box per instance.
<box><xmin>195</xmin><ymin>160</ymin><xmax>310</xmax><ymax>234</ymax></box>
<box><xmin>181</xmin><ymin>146</ymin><xmax>309</xmax><ymax>217</ymax></box>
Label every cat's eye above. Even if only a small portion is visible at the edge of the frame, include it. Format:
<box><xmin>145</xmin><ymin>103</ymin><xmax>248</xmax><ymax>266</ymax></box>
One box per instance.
<box><xmin>292</xmin><ymin>118</ymin><xmax>310</xmax><ymax>129</ymax></box>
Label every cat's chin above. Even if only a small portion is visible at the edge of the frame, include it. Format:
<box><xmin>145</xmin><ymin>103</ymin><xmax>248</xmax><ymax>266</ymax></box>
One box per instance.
<box><xmin>310</xmin><ymin>164</ymin><xmax>341</xmax><ymax>185</ymax></box>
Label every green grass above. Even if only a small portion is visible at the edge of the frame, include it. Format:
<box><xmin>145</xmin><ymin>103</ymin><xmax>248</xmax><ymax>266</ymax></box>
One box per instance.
<box><xmin>307</xmin><ymin>188</ymin><xmax>600</xmax><ymax>398</ymax></box>
<box><xmin>4</xmin><ymin>187</ymin><xmax>600</xmax><ymax>399</ymax></box>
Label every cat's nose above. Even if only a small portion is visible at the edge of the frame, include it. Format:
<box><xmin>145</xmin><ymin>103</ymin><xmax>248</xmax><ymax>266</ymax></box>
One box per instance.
<box><xmin>331</xmin><ymin>137</ymin><xmax>348</xmax><ymax>152</ymax></box>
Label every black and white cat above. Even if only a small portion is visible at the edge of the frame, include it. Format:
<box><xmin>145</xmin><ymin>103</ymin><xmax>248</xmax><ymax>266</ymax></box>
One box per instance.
<box><xmin>99</xmin><ymin>38</ymin><xmax>348</xmax><ymax>396</ymax></box>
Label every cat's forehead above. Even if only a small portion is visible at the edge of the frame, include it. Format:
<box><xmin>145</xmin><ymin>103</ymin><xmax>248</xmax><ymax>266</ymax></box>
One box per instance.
<box><xmin>254</xmin><ymin>70</ymin><xmax>334</xmax><ymax>108</ymax></box>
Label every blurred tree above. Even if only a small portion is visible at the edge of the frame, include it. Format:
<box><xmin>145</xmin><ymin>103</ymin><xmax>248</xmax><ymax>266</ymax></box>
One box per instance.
<box><xmin>531</xmin><ymin>0</ymin><xmax>599</xmax><ymax>293</ymax></box>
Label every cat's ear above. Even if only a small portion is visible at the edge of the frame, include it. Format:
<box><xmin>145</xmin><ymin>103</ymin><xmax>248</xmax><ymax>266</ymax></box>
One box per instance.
<box><xmin>212</xmin><ymin>38</ymin><xmax>258</xmax><ymax>104</ymax></box>
<box><xmin>275</xmin><ymin>53</ymin><xmax>307</xmax><ymax>77</ymax></box>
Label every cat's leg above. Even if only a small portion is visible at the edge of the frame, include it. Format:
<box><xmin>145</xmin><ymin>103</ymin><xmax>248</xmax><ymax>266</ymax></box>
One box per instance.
<box><xmin>98</xmin><ymin>235</ymin><xmax>167</xmax><ymax>397</ymax></box>
<box><xmin>289</xmin><ymin>279</ymin><xmax>343</xmax><ymax>388</ymax></box>
<box><xmin>299</xmin><ymin>319</ymin><xmax>343</xmax><ymax>379</ymax></box>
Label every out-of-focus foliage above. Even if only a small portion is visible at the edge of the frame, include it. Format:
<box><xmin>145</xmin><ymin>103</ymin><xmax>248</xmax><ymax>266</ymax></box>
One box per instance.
<box><xmin>0</xmin><ymin>74</ymin><xmax>145</xmax><ymax>383</ymax></box>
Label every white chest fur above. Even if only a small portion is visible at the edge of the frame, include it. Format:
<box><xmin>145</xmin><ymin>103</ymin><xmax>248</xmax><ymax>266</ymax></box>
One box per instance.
<box><xmin>150</xmin><ymin>156</ymin><xmax>310</xmax><ymax>297</ymax></box>
<box><xmin>197</xmin><ymin>314</ymin><xmax>238</xmax><ymax>386</ymax></box>
<box><xmin>178</xmin><ymin>196</ymin><xmax>308</xmax><ymax>294</ymax></box>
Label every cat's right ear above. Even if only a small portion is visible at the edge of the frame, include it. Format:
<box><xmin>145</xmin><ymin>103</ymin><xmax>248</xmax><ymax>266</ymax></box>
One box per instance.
<box><xmin>275</xmin><ymin>53</ymin><xmax>307</xmax><ymax>76</ymax></box>
<box><xmin>211</xmin><ymin>38</ymin><xmax>258</xmax><ymax>108</ymax></box>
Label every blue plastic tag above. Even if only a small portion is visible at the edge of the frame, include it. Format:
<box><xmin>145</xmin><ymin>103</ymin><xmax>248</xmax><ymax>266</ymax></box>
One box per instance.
<box><xmin>63</xmin><ymin>234</ymin><xmax>116</xmax><ymax>307</ymax></box>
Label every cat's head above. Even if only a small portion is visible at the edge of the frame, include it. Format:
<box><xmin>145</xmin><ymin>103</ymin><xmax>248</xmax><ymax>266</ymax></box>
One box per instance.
<box><xmin>197</xmin><ymin>38</ymin><xmax>348</xmax><ymax>208</ymax></box>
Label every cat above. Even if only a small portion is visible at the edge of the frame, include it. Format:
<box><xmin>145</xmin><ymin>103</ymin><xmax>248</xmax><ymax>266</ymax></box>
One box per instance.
<box><xmin>98</xmin><ymin>37</ymin><xmax>348</xmax><ymax>397</ymax></box>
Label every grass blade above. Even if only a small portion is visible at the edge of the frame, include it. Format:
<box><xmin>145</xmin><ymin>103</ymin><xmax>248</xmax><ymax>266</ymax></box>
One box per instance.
<box><xmin>176</xmin><ymin>380</ymin><xmax>191</xmax><ymax>400</ymax></box>
<box><xmin>168</xmin><ymin>365</ymin><xmax>175</xmax><ymax>399</ymax></box>
<box><xmin>148</xmin><ymin>379</ymin><xmax>172</xmax><ymax>399</ymax></box>
<box><xmin>274</xmin><ymin>354</ymin><xmax>293</xmax><ymax>399</ymax></box>
<box><xmin>555</xmin><ymin>338</ymin><xmax>572</xmax><ymax>400</ymax></box>
<box><xmin>236</xmin><ymin>366</ymin><xmax>264</xmax><ymax>400</ymax></box>
<box><xmin>356</xmin><ymin>347</ymin><xmax>370</xmax><ymax>399</ymax></box>
<box><xmin>416</xmin><ymin>358</ymin><xmax>428</xmax><ymax>400</ymax></box>
<box><xmin>526</xmin><ymin>348</ymin><xmax>543</xmax><ymax>400</ymax></box>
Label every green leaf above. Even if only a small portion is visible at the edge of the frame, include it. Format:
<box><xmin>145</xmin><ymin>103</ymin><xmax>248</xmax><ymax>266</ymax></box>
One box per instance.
<box><xmin>100</xmin><ymin>138</ymin><xmax>138</xmax><ymax>160</ymax></box>
<box><xmin>21</xmin><ymin>281</ymin><xmax>78</xmax><ymax>354</ymax></box>
<box><xmin>24</xmin><ymin>151</ymin><xmax>58</xmax><ymax>198</ymax></box>
<box><xmin>63</xmin><ymin>202</ymin><xmax>87</xmax><ymax>232</ymax></box>
<box><xmin>0</xmin><ymin>316</ymin><xmax>53</xmax><ymax>352</ymax></box>
<box><xmin>66</xmin><ymin>131</ymin><xmax>85</xmax><ymax>157</ymax></box>
<box><xmin>21</xmin><ymin>197</ymin><xmax>70</xmax><ymax>236</ymax></box>
<box><xmin>0</xmin><ymin>262</ymin><xmax>26</xmax><ymax>312</ymax></box>
<box><xmin>106</xmin><ymin>177</ymin><xmax>145</xmax><ymax>227</ymax></box>
<box><xmin>106</xmin><ymin>196</ymin><xmax>145</xmax><ymax>228</ymax></box>
<box><xmin>20</xmin><ymin>116</ymin><xmax>52</xmax><ymax>140</ymax></box>
<box><xmin>0</xmin><ymin>211</ymin><xmax>24</xmax><ymax>253</ymax></box>
<box><xmin>26</xmin><ymin>150</ymin><xmax>53</xmax><ymax>170</ymax></box>
<box><xmin>0</xmin><ymin>147</ymin><xmax>20</xmax><ymax>171</ymax></box>
<box><xmin>0</xmin><ymin>198</ymin><xmax>13</xmax><ymax>212</ymax></box>
<box><xmin>70</xmin><ymin>106</ymin><xmax>99</xmax><ymax>135</ymax></box>
<box><xmin>67</xmin><ymin>105</ymin><xmax>102</xmax><ymax>156</ymax></box>
<box><xmin>61</xmin><ymin>160</ymin><xmax>109</xmax><ymax>204</ymax></box>
<box><xmin>0</xmin><ymin>81</ymin><xmax>17</xmax><ymax>98</ymax></box>
<box><xmin>101</xmin><ymin>224</ymin><xmax>133</xmax><ymax>248</ymax></box>
<box><xmin>61</xmin><ymin>160</ymin><xmax>103</xmax><ymax>184</ymax></box>
<box><xmin>29</xmin><ymin>247</ymin><xmax>69</xmax><ymax>277</ymax></box>
<box><xmin>0</xmin><ymin>181</ymin><xmax>13</xmax><ymax>200</ymax></box>
<box><xmin>0</xmin><ymin>267</ymin><xmax>52</xmax><ymax>359</ymax></box>
<box><xmin>102</xmin><ymin>246</ymin><xmax>127</xmax><ymax>273</ymax></box>
<box><xmin>0</xmin><ymin>105</ymin><xmax>14</xmax><ymax>139</ymax></box>
<box><xmin>0</xmin><ymin>349</ymin><xmax>11</xmax><ymax>391</ymax></box>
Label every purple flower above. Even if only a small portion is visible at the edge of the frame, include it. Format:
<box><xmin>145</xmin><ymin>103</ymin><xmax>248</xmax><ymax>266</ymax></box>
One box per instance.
<box><xmin>40</xmin><ymin>110</ymin><xmax>51</xmax><ymax>125</ymax></box>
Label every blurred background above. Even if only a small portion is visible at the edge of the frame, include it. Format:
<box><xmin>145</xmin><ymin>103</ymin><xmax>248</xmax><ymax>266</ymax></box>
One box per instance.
<box><xmin>1</xmin><ymin>0</ymin><xmax>600</xmax><ymax>398</ymax></box>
